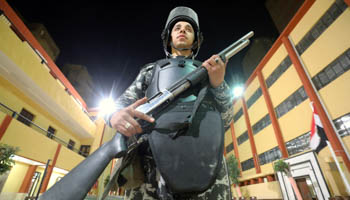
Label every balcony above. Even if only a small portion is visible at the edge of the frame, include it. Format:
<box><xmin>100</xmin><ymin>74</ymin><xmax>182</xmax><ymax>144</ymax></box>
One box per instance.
<box><xmin>0</xmin><ymin>13</ymin><xmax>96</xmax><ymax>139</ymax></box>
<box><xmin>0</xmin><ymin>102</ymin><xmax>88</xmax><ymax>164</ymax></box>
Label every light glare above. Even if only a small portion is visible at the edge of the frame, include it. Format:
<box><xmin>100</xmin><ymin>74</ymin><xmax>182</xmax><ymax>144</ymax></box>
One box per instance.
<box><xmin>233</xmin><ymin>86</ymin><xmax>244</xmax><ymax>98</ymax></box>
<box><xmin>98</xmin><ymin>98</ymin><xmax>116</xmax><ymax>117</ymax></box>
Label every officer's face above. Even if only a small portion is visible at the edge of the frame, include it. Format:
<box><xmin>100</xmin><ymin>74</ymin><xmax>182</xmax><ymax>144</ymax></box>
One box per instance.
<box><xmin>170</xmin><ymin>21</ymin><xmax>195</xmax><ymax>49</ymax></box>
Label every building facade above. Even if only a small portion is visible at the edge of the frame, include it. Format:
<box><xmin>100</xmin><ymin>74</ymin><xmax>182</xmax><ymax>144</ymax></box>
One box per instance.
<box><xmin>0</xmin><ymin>1</ymin><xmax>115</xmax><ymax>199</ymax></box>
<box><xmin>224</xmin><ymin>0</ymin><xmax>350</xmax><ymax>199</ymax></box>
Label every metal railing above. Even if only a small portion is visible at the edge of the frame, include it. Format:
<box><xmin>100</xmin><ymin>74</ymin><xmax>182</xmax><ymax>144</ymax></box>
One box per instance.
<box><xmin>0</xmin><ymin>102</ymin><xmax>85</xmax><ymax>156</ymax></box>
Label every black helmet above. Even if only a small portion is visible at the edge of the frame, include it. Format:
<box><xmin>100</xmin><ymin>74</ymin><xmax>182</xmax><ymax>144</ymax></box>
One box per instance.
<box><xmin>161</xmin><ymin>6</ymin><xmax>203</xmax><ymax>58</ymax></box>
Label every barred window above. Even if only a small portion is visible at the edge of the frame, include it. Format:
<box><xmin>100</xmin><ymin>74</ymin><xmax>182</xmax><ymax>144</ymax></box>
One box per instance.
<box><xmin>241</xmin><ymin>158</ymin><xmax>255</xmax><ymax>171</ymax></box>
<box><xmin>333</xmin><ymin>113</ymin><xmax>350</xmax><ymax>137</ymax></box>
<box><xmin>234</xmin><ymin>108</ymin><xmax>243</xmax><ymax>122</ymax></box>
<box><xmin>285</xmin><ymin>132</ymin><xmax>311</xmax><ymax>156</ymax></box>
<box><xmin>275</xmin><ymin>86</ymin><xmax>308</xmax><ymax>118</ymax></box>
<box><xmin>237</xmin><ymin>131</ymin><xmax>249</xmax><ymax>145</ymax></box>
<box><xmin>252</xmin><ymin>114</ymin><xmax>271</xmax><ymax>135</ymax></box>
<box><xmin>17</xmin><ymin>108</ymin><xmax>35</xmax><ymax>127</ymax></box>
<box><xmin>258</xmin><ymin>147</ymin><xmax>281</xmax><ymax>165</ymax></box>
<box><xmin>312</xmin><ymin>49</ymin><xmax>350</xmax><ymax>91</ymax></box>
<box><xmin>247</xmin><ymin>88</ymin><xmax>262</xmax><ymax>108</ymax></box>
<box><xmin>226</xmin><ymin>143</ymin><xmax>234</xmax><ymax>154</ymax></box>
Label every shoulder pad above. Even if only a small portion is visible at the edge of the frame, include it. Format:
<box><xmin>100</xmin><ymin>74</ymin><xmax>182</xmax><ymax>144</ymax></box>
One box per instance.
<box><xmin>140</xmin><ymin>63</ymin><xmax>155</xmax><ymax>72</ymax></box>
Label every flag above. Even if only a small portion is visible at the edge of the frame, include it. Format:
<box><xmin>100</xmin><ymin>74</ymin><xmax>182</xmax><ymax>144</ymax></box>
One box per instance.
<box><xmin>309</xmin><ymin>103</ymin><xmax>328</xmax><ymax>154</ymax></box>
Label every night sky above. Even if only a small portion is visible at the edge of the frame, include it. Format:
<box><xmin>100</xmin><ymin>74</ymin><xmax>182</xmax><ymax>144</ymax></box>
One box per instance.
<box><xmin>8</xmin><ymin>1</ymin><xmax>279</xmax><ymax>107</ymax></box>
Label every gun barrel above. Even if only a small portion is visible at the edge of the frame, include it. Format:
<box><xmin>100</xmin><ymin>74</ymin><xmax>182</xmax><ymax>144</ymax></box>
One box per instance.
<box><xmin>218</xmin><ymin>31</ymin><xmax>254</xmax><ymax>62</ymax></box>
<box><xmin>225</xmin><ymin>39</ymin><xmax>250</xmax><ymax>60</ymax></box>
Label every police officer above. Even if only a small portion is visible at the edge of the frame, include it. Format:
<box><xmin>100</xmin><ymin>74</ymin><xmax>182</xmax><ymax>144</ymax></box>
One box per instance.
<box><xmin>106</xmin><ymin>6</ymin><xmax>234</xmax><ymax>200</ymax></box>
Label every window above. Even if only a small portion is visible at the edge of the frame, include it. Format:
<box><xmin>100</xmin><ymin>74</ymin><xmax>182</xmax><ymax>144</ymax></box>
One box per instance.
<box><xmin>237</xmin><ymin>131</ymin><xmax>249</xmax><ymax>145</ymax></box>
<box><xmin>17</xmin><ymin>108</ymin><xmax>34</xmax><ymax>126</ymax></box>
<box><xmin>258</xmin><ymin>147</ymin><xmax>281</xmax><ymax>165</ymax></box>
<box><xmin>79</xmin><ymin>145</ymin><xmax>91</xmax><ymax>157</ymax></box>
<box><xmin>234</xmin><ymin>108</ymin><xmax>243</xmax><ymax>122</ymax></box>
<box><xmin>247</xmin><ymin>88</ymin><xmax>262</xmax><ymax>108</ymax></box>
<box><xmin>226</xmin><ymin>143</ymin><xmax>234</xmax><ymax>154</ymax></box>
<box><xmin>333</xmin><ymin>113</ymin><xmax>350</xmax><ymax>137</ymax></box>
<box><xmin>285</xmin><ymin>132</ymin><xmax>311</xmax><ymax>156</ymax></box>
<box><xmin>252</xmin><ymin>114</ymin><xmax>271</xmax><ymax>135</ymax></box>
<box><xmin>68</xmin><ymin>139</ymin><xmax>75</xmax><ymax>150</ymax></box>
<box><xmin>241</xmin><ymin>158</ymin><xmax>254</xmax><ymax>171</ymax></box>
<box><xmin>275</xmin><ymin>86</ymin><xmax>308</xmax><ymax>118</ymax></box>
<box><xmin>47</xmin><ymin>126</ymin><xmax>56</xmax><ymax>139</ymax></box>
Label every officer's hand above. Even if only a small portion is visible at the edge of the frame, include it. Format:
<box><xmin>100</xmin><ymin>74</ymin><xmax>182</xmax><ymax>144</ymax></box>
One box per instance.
<box><xmin>202</xmin><ymin>55</ymin><xmax>227</xmax><ymax>88</ymax></box>
<box><xmin>109</xmin><ymin>97</ymin><xmax>155</xmax><ymax>137</ymax></box>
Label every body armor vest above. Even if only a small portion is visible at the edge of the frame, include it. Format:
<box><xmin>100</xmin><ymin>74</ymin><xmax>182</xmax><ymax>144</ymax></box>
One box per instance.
<box><xmin>145</xmin><ymin>56</ymin><xmax>202</xmax><ymax>102</ymax></box>
<box><xmin>145</xmin><ymin>57</ymin><xmax>224</xmax><ymax>195</ymax></box>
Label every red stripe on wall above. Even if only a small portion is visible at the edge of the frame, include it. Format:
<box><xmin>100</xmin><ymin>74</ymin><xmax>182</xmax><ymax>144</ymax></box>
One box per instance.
<box><xmin>0</xmin><ymin>115</ymin><xmax>12</xmax><ymax>141</ymax></box>
<box><xmin>242</xmin><ymin>98</ymin><xmax>261</xmax><ymax>173</ymax></box>
<box><xmin>40</xmin><ymin>144</ymin><xmax>61</xmax><ymax>193</ymax></box>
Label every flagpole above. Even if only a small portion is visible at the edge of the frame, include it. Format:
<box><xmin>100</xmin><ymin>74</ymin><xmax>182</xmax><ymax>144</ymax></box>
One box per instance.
<box><xmin>287</xmin><ymin>36</ymin><xmax>350</xmax><ymax>162</ymax></box>
<box><xmin>326</xmin><ymin>141</ymin><xmax>350</xmax><ymax>194</ymax></box>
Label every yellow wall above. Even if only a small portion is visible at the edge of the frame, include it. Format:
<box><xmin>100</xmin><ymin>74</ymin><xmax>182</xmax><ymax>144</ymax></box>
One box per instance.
<box><xmin>244</xmin><ymin>78</ymin><xmax>259</xmax><ymax>100</ymax></box>
<box><xmin>239</xmin><ymin>141</ymin><xmax>252</xmax><ymax>163</ymax></box>
<box><xmin>241</xmin><ymin>167</ymin><xmax>256</xmax><ymax>178</ymax></box>
<box><xmin>254</xmin><ymin>125</ymin><xmax>277</xmax><ymax>154</ymax></box>
<box><xmin>0</xmin><ymin>76</ymin><xmax>82</xmax><ymax>148</ymax></box>
<box><xmin>262</xmin><ymin>45</ymin><xmax>288</xmax><ymax>79</ymax></box>
<box><xmin>317</xmin><ymin>140</ymin><xmax>350</xmax><ymax>196</ymax></box>
<box><xmin>233</xmin><ymin>99</ymin><xmax>242</xmax><ymax>116</ymax></box>
<box><xmin>320</xmin><ymin>71</ymin><xmax>350</xmax><ymax>119</ymax></box>
<box><xmin>260</xmin><ymin>162</ymin><xmax>274</xmax><ymax>175</ymax></box>
<box><xmin>90</xmin><ymin>118</ymin><xmax>106</xmax><ymax>153</ymax></box>
<box><xmin>278</xmin><ymin>100</ymin><xmax>312</xmax><ymax>142</ymax></box>
<box><xmin>234</xmin><ymin>116</ymin><xmax>246</xmax><ymax>137</ymax></box>
<box><xmin>268</xmin><ymin>65</ymin><xmax>302</xmax><ymax>107</ymax></box>
<box><xmin>239</xmin><ymin>181</ymin><xmax>282</xmax><ymax>199</ymax></box>
<box><xmin>47</xmin><ymin>170</ymin><xmax>65</xmax><ymax>190</ymax></box>
<box><xmin>1</xmin><ymin>120</ymin><xmax>58</xmax><ymax>163</ymax></box>
<box><xmin>2</xmin><ymin>161</ymin><xmax>28</xmax><ymax>193</ymax></box>
<box><xmin>55</xmin><ymin>145</ymin><xmax>84</xmax><ymax>171</ymax></box>
<box><xmin>0</xmin><ymin>19</ymin><xmax>95</xmax><ymax>137</ymax></box>
<box><xmin>300</xmin><ymin>9</ymin><xmax>350</xmax><ymax>77</ymax></box>
<box><xmin>225</xmin><ymin>128</ymin><xmax>232</xmax><ymax>147</ymax></box>
<box><xmin>290</xmin><ymin>0</ymin><xmax>335</xmax><ymax>44</ymax></box>
<box><xmin>248</xmin><ymin>96</ymin><xmax>268</xmax><ymax>126</ymax></box>
<box><xmin>0</xmin><ymin>111</ymin><xmax>6</xmax><ymax>122</ymax></box>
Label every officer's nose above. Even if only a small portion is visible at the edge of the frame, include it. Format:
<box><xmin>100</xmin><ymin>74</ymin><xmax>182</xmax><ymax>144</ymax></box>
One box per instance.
<box><xmin>179</xmin><ymin>27</ymin><xmax>186</xmax><ymax>33</ymax></box>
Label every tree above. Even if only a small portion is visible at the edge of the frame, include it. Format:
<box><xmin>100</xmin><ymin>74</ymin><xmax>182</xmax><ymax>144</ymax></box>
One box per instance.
<box><xmin>226</xmin><ymin>155</ymin><xmax>242</xmax><ymax>198</ymax></box>
<box><xmin>0</xmin><ymin>143</ymin><xmax>19</xmax><ymax>175</ymax></box>
<box><xmin>273</xmin><ymin>159</ymin><xmax>302</xmax><ymax>200</ymax></box>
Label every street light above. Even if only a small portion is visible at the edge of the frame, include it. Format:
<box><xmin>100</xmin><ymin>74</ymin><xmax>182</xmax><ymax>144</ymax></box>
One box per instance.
<box><xmin>98</xmin><ymin>97</ymin><xmax>116</xmax><ymax>117</ymax></box>
<box><xmin>232</xmin><ymin>85</ymin><xmax>244</xmax><ymax>98</ymax></box>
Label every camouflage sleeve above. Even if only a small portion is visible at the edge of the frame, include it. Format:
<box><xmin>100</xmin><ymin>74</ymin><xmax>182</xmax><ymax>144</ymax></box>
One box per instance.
<box><xmin>208</xmin><ymin>81</ymin><xmax>234</xmax><ymax>129</ymax></box>
<box><xmin>104</xmin><ymin>63</ymin><xmax>154</xmax><ymax>127</ymax></box>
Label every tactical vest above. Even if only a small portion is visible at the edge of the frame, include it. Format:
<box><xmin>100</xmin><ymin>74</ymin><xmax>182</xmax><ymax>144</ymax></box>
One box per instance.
<box><xmin>145</xmin><ymin>57</ymin><xmax>225</xmax><ymax>195</ymax></box>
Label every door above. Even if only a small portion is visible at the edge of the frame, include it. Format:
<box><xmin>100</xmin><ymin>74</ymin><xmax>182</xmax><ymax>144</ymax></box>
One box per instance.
<box><xmin>276</xmin><ymin>151</ymin><xmax>330</xmax><ymax>200</ymax></box>
<box><xmin>295</xmin><ymin>176</ymin><xmax>317</xmax><ymax>200</ymax></box>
